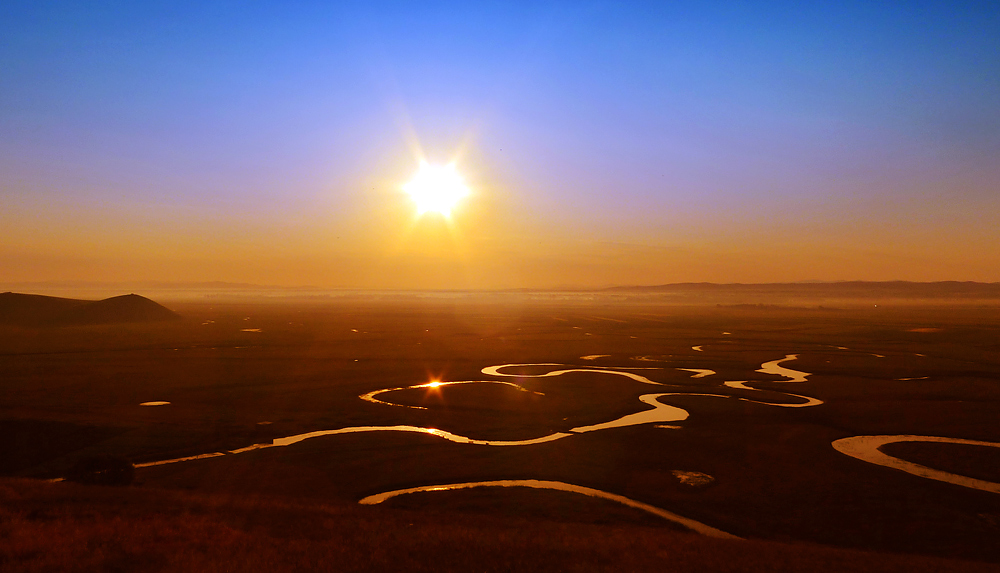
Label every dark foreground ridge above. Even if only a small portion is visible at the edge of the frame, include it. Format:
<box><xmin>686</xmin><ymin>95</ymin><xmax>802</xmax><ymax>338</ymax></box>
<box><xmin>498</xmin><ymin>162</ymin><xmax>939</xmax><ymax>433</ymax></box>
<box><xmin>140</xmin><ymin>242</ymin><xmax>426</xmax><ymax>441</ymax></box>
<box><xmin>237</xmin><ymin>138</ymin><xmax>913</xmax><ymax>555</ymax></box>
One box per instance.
<box><xmin>0</xmin><ymin>292</ymin><xmax>181</xmax><ymax>326</ymax></box>
<box><xmin>2</xmin><ymin>478</ymin><xmax>996</xmax><ymax>573</ymax></box>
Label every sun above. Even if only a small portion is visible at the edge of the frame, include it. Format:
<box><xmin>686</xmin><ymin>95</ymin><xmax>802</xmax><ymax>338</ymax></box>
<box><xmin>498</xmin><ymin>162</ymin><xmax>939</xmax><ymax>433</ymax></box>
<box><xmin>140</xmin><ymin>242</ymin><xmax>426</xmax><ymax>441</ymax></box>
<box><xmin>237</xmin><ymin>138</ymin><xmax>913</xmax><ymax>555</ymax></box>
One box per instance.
<box><xmin>403</xmin><ymin>162</ymin><xmax>470</xmax><ymax>217</ymax></box>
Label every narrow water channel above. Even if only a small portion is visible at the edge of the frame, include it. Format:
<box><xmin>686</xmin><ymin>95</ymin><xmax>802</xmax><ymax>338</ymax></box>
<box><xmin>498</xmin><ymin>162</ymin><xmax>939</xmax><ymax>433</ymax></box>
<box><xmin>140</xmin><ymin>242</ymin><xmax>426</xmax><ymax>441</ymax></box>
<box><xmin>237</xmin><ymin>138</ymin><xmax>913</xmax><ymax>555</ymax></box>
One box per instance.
<box><xmin>358</xmin><ymin>478</ymin><xmax>740</xmax><ymax>539</ymax></box>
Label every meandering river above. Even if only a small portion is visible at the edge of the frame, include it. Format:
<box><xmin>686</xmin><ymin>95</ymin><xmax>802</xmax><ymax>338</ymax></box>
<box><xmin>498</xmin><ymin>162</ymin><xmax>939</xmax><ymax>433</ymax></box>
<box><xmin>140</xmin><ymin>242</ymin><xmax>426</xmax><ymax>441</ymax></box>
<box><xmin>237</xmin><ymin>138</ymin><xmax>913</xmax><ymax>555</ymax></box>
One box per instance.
<box><xmin>133</xmin><ymin>353</ymin><xmax>826</xmax><ymax>536</ymax></box>
<box><xmin>139</xmin><ymin>356</ymin><xmax>819</xmax><ymax>463</ymax></box>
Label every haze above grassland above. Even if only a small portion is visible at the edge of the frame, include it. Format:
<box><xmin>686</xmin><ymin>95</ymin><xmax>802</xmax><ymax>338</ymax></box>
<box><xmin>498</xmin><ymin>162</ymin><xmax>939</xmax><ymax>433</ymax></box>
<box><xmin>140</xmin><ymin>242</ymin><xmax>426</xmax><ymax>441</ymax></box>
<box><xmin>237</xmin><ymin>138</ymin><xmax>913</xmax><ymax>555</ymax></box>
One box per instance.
<box><xmin>4</xmin><ymin>280</ymin><xmax>1000</xmax><ymax>307</ymax></box>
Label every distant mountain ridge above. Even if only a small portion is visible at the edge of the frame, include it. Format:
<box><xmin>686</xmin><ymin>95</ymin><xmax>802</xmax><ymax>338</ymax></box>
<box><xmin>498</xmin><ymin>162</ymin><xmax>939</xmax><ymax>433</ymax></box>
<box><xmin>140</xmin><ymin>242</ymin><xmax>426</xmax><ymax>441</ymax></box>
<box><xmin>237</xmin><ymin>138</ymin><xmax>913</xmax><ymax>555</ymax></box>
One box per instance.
<box><xmin>602</xmin><ymin>281</ymin><xmax>1000</xmax><ymax>299</ymax></box>
<box><xmin>0</xmin><ymin>293</ymin><xmax>181</xmax><ymax>326</ymax></box>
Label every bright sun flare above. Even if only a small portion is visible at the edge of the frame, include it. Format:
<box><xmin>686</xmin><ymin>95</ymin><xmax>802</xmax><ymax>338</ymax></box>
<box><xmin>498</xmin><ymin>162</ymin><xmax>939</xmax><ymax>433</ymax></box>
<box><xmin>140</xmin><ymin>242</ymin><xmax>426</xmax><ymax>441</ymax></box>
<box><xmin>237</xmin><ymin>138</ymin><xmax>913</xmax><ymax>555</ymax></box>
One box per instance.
<box><xmin>403</xmin><ymin>162</ymin><xmax>470</xmax><ymax>217</ymax></box>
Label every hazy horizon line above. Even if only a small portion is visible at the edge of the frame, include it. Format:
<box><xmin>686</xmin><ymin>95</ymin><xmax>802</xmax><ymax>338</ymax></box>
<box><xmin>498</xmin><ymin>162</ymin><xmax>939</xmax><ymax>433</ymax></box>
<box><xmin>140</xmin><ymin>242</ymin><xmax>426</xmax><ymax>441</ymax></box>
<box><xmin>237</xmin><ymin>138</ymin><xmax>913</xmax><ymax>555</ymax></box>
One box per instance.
<box><xmin>4</xmin><ymin>279</ymin><xmax>1000</xmax><ymax>294</ymax></box>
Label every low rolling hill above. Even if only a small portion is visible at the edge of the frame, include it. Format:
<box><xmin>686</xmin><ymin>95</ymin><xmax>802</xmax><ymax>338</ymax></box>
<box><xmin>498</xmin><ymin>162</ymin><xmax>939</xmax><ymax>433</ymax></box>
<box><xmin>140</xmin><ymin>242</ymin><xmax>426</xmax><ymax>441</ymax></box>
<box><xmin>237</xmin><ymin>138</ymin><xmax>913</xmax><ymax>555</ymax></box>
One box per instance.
<box><xmin>0</xmin><ymin>292</ymin><xmax>181</xmax><ymax>326</ymax></box>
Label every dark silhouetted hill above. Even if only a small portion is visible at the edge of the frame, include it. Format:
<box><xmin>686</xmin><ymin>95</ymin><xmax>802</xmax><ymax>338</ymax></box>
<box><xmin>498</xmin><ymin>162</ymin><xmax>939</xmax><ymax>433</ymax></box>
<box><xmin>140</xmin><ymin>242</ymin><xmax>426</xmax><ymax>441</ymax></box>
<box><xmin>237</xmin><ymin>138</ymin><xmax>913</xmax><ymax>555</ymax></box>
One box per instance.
<box><xmin>0</xmin><ymin>292</ymin><xmax>180</xmax><ymax>326</ymax></box>
<box><xmin>0</xmin><ymin>293</ymin><xmax>89</xmax><ymax>325</ymax></box>
<box><xmin>53</xmin><ymin>294</ymin><xmax>181</xmax><ymax>325</ymax></box>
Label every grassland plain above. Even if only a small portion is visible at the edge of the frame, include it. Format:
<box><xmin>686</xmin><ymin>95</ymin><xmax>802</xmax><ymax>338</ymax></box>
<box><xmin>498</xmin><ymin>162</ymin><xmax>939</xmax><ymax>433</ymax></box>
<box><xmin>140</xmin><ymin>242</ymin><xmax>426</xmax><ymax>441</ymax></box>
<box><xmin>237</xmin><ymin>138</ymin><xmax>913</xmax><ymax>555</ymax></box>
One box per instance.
<box><xmin>2</xmin><ymin>295</ymin><xmax>999</xmax><ymax>570</ymax></box>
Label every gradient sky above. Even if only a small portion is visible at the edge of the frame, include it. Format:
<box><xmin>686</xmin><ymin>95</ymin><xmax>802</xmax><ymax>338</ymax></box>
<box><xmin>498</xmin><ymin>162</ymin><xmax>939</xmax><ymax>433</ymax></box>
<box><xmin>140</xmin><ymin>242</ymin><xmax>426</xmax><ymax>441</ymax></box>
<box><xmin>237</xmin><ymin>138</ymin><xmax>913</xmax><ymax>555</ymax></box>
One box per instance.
<box><xmin>2</xmin><ymin>1</ymin><xmax>999</xmax><ymax>289</ymax></box>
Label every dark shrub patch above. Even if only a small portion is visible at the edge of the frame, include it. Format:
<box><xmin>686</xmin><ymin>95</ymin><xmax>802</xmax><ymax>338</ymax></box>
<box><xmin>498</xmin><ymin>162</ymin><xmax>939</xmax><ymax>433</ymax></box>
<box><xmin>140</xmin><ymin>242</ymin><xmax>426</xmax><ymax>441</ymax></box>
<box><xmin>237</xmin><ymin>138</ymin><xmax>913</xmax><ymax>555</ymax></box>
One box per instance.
<box><xmin>66</xmin><ymin>455</ymin><xmax>134</xmax><ymax>486</ymax></box>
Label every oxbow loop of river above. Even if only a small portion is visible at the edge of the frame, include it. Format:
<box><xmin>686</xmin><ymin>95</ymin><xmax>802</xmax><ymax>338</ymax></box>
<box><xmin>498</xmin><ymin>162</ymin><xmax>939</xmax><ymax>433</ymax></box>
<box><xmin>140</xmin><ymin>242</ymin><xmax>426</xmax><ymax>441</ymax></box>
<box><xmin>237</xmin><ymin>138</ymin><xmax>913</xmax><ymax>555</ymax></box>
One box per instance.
<box><xmin>832</xmin><ymin>435</ymin><xmax>1000</xmax><ymax>494</ymax></box>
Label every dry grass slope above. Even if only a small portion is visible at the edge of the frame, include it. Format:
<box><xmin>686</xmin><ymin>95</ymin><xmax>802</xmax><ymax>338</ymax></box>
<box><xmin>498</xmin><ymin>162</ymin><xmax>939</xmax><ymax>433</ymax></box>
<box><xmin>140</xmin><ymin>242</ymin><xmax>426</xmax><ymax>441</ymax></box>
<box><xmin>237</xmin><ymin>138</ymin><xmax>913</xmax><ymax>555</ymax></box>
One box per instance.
<box><xmin>1</xmin><ymin>478</ymin><xmax>997</xmax><ymax>573</ymax></box>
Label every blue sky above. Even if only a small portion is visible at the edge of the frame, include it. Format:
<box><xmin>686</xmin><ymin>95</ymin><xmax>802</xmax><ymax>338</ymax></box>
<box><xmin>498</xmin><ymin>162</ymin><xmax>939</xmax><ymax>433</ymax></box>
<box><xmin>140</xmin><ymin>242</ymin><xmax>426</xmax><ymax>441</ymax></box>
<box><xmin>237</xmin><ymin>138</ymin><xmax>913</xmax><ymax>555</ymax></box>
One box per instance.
<box><xmin>2</xmin><ymin>1</ymin><xmax>999</xmax><ymax>288</ymax></box>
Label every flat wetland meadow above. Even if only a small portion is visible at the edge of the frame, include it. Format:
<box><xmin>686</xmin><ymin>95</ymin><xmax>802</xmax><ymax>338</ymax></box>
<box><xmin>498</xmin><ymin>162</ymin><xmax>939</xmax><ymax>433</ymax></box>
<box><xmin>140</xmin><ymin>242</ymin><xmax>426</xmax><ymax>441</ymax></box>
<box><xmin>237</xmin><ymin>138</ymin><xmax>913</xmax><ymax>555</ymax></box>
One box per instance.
<box><xmin>2</xmin><ymin>293</ymin><xmax>999</xmax><ymax>571</ymax></box>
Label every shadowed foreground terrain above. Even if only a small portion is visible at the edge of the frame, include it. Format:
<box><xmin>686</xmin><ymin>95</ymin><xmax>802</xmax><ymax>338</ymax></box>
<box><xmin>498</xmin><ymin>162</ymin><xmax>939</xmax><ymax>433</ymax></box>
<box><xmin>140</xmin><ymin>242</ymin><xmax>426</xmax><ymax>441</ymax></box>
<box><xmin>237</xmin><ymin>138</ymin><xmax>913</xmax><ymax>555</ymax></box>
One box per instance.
<box><xmin>2</xmin><ymin>477</ymin><xmax>997</xmax><ymax>573</ymax></box>
<box><xmin>1</xmin><ymin>290</ymin><xmax>998</xmax><ymax>570</ymax></box>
